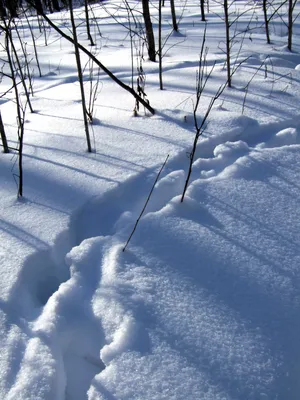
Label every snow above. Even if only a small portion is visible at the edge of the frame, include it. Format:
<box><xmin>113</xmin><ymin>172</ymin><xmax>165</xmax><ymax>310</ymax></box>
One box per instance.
<box><xmin>1</xmin><ymin>0</ymin><xmax>300</xmax><ymax>399</ymax></box>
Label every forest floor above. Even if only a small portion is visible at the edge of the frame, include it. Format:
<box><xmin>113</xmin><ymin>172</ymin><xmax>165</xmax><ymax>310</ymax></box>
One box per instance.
<box><xmin>1</xmin><ymin>1</ymin><xmax>300</xmax><ymax>399</ymax></box>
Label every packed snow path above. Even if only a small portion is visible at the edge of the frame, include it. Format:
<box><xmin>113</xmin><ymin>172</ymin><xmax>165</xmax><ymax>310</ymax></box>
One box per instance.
<box><xmin>2</xmin><ymin>115</ymin><xmax>300</xmax><ymax>400</ymax></box>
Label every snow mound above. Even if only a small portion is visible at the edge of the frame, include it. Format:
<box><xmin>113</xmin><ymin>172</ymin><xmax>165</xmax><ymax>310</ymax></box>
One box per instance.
<box><xmin>213</xmin><ymin>140</ymin><xmax>249</xmax><ymax>158</ymax></box>
<box><xmin>259</xmin><ymin>127</ymin><xmax>298</xmax><ymax>148</ymax></box>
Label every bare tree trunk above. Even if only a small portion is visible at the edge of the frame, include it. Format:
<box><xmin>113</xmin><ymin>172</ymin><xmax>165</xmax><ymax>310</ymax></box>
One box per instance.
<box><xmin>159</xmin><ymin>0</ymin><xmax>163</xmax><ymax>89</ymax></box>
<box><xmin>287</xmin><ymin>0</ymin><xmax>295</xmax><ymax>51</ymax></box>
<box><xmin>0</xmin><ymin>0</ymin><xmax>6</xmax><ymax>17</ymax></box>
<box><xmin>263</xmin><ymin>0</ymin><xmax>270</xmax><ymax>44</ymax></box>
<box><xmin>6</xmin><ymin>0</ymin><xmax>18</xmax><ymax>17</ymax></box>
<box><xmin>26</xmin><ymin>1</ymin><xmax>155</xmax><ymax>114</ymax></box>
<box><xmin>84</xmin><ymin>0</ymin><xmax>94</xmax><ymax>46</ymax></box>
<box><xmin>9</xmin><ymin>31</ymin><xmax>34</xmax><ymax>112</ymax></box>
<box><xmin>125</xmin><ymin>0</ymin><xmax>134</xmax><ymax>89</ymax></box>
<box><xmin>14</xmin><ymin>20</ymin><xmax>34</xmax><ymax>95</ymax></box>
<box><xmin>34</xmin><ymin>0</ymin><xmax>43</xmax><ymax>14</ymax></box>
<box><xmin>69</xmin><ymin>0</ymin><xmax>92</xmax><ymax>152</ymax></box>
<box><xmin>4</xmin><ymin>21</ymin><xmax>24</xmax><ymax>196</ymax></box>
<box><xmin>47</xmin><ymin>0</ymin><xmax>53</xmax><ymax>13</ymax></box>
<box><xmin>224</xmin><ymin>0</ymin><xmax>231</xmax><ymax>87</ymax></box>
<box><xmin>142</xmin><ymin>0</ymin><xmax>156</xmax><ymax>61</ymax></box>
<box><xmin>170</xmin><ymin>0</ymin><xmax>178</xmax><ymax>31</ymax></box>
<box><xmin>24</xmin><ymin>9</ymin><xmax>42</xmax><ymax>77</ymax></box>
<box><xmin>0</xmin><ymin>110</ymin><xmax>9</xmax><ymax>153</ymax></box>
<box><xmin>51</xmin><ymin>0</ymin><xmax>60</xmax><ymax>11</ymax></box>
<box><xmin>200</xmin><ymin>0</ymin><xmax>206</xmax><ymax>21</ymax></box>
<box><xmin>18</xmin><ymin>108</ymin><xmax>25</xmax><ymax>197</ymax></box>
<box><xmin>263</xmin><ymin>0</ymin><xmax>289</xmax><ymax>46</ymax></box>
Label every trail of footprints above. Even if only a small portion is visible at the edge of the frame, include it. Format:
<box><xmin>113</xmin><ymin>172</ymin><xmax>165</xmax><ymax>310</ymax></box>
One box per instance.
<box><xmin>9</xmin><ymin>115</ymin><xmax>298</xmax><ymax>399</ymax></box>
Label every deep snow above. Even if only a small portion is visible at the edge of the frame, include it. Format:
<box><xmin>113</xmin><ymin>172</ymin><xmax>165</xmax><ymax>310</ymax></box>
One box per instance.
<box><xmin>1</xmin><ymin>0</ymin><xmax>300</xmax><ymax>399</ymax></box>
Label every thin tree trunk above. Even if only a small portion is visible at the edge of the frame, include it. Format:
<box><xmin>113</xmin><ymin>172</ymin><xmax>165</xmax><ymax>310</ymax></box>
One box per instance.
<box><xmin>0</xmin><ymin>0</ymin><xmax>6</xmax><ymax>17</ymax></box>
<box><xmin>18</xmin><ymin>108</ymin><xmax>25</xmax><ymax>197</ymax></box>
<box><xmin>170</xmin><ymin>0</ymin><xmax>178</xmax><ymax>31</ymax></box>
<box><xmin>7</xmin><ymin>0</ymin><xmax>18</xmax><ymax>17</ymax></box>
<box><xmin>24</xmin><ymin>10</ymin><xmax>42</xmax><ymax>77</ymax></box>
<box><xmin>9</xmin><ymin>32</ymin><xmax>34</xmax><ymax>112</ymax></box>
<box><xmin>34</xmin><ymin>0</ymin><xmax>43</xmax><ymax>14</ymax></box>
<box><xmin>126</xmin><ymin>5</ymin><xmax>134</xmax><ymax>89</ymax></box>
<box><xmin>142</xmin><ymin>0</ymin><xmax>156</xmax><ymax>61</ymax></box>
<box><xmin>159</xmin><ymin>0</ymin><xmax>163</xmax><ymax>89</ymax></box>
<box><xmin>69</xmin><ymin>0</ymin><xmax>92</xmax><ymax>152</ymax></box>
<box><xmin>0</xmin><ymin>110</ymin><xmax>9</xmax><ymax>153</ymax></box>
<box><xmin>287</xmin><ymin>0</ymin><xmax>294</xmax><ymax>50</ymax></box>
<box><xmin>25</xmin><ymin>1</ymin><xmax>155</xmax><ymax>114</ymax></box>
<box><xmin>263</xmin><ymin>0</ymin><xmax>270</xmax><ymax>44</ymax></box>
<box><xmin>5</xmin><ymin>24</ymin><xmax>24</xmax><ymax>196</ymax></box>
<box><xmin>14</xmin><ymin>21</ymin><xmax>34</xmax><ymax>95</ymax></box>
<box><xmin>224</xmin><ymin>0</ymin><xmax>231</xmax><ymax>87</ymax></box>
<box><xmin>84</xmin><ymin>0</ymin><xmax>94</xmax><ymax>46</ymax></box>
<box><xmin>52</xmin><ymin>0</ymin><xmax>60</xmax><ymax>11</ymax></box>
<box><xmin>47</xmin><ymin>0</ymin><xmax>53</xmax><ymax>13</ymax></box>
<box><xmin>200</xmin><ymin>0</ymin><xmax>206</xmax><ymax>21</ymax></box>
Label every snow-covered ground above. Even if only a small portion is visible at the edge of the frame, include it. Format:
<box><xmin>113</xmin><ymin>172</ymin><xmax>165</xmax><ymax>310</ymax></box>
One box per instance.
<box><xmin>1</xmin><ymin>1</ymin><xmax>300</xmax><ymax>398</ymax></box>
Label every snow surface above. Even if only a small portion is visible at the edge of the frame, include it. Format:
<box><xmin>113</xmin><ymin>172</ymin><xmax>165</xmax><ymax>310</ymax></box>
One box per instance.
<box><xmin>1</xmin><ymin>0</ymin><xmax>300</xmax><ymax>399</ymax></box>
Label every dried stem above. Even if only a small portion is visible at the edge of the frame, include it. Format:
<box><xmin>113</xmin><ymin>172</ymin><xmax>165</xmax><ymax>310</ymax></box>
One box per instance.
<box><xmin>123</xmin><ymin>154</ymin><xmax>169</xmax><ymax>252</ymax></box>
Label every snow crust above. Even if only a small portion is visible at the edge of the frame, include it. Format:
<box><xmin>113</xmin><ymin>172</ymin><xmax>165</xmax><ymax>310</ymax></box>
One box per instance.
<box><xmin>1</xmin><ymin>1</ymin><xmax>300</xmax><ymax>399</ymax></box>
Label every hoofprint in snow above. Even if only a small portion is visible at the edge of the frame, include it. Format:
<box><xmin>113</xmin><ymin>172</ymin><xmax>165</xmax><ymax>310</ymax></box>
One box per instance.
<box><xmin>1</xmin><ymin>0</ymin><xmax>300</xmax><ymax>399</ymax></box>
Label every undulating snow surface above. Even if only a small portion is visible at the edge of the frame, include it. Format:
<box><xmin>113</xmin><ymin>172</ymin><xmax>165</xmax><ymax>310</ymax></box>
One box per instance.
<box><xmin>1</xmin><ymin>1</ymin><xmax>300</xmax><ymax>399</ymax></box>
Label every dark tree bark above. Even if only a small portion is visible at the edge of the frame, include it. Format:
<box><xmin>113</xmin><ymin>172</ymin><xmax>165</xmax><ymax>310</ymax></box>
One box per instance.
<box><xmin>200</xmin><ymin>0</ymin><xmax>206</xmax><ymax>22</ymax></box>
<box><xmin>34</xmin><ymin>0</ymin><xmax>43</xmax><ymax>14</ymax></box>
<box><xmin>69</xmin><ymin>0</ymin><xmax>92</xmax><ymax>152</ymax></box>
<box><xmin>0</xmin><ymin>0</ymin><xmax>6</xmax><ymax>17</ymax></box>
<box><xmin>159</xmin><ymin>0</ymin><xmax>163</xmax><ymax>89</ymax></box>
<box><xmin>4</xmin><ymin>21</ymin><xmax>24</xmax><ymax>196</ymax></box>
<box><xmin>224</xmin><ymin>0</ymin><xmax>231</xmax><ymax>87</ymax></box>
<box><xmin>170</xmin><ymin>0</ymin><xmax>178</xmax><ymax>31</ymax></box>
<box><xmin>24</xmin><ymin>9</ymin><xmax>42</xmax><ymax>76</ymax></box>
<box><xmin>287</xmin><ymin>0</ymin><xmax>295</xmax><ymax>51</ymax></box>
<box><xmin>47</xmin><ymin>0</ymin><xmax>53</xmax><ymax>13</ymax></box>
<box><xmin>0</xmin><ymin>110</ymin><xmax>9</xmax><ymax>153</ymax></box>
<box><xmin>26</xmin><ymin>0</ymin><xmax>155</xmax><ymax>114</ymax></box>
<box><xmin>263</xmin><ymin>0</ymin><xmax>289</xmax><ymax>45</ymax></box>
<box><xmin>14</xmin><ymin>20</ymin><xmax>34</xmax><ymax>95</ymax></box>
<box><xmin>142</xmin><ymin>0</ymin><xmax>156</xmax><ymax>61</ymax></box>
<box><xmin>9</xmin><ymin>31</ymin><xmax>34</xmax><ymax>112</ymax></box>
<box><xmin>6</xmin><ymin>0</ymin><xmax>18</xmax><ymax>17</ymax></box>
<box><xmin>263</xmin><ymin>0</ymin><xmax>270</xmax><ymax>44</ymax></box>
<box><xmin>52</xmin><ymin>0</ymin><xmax>60</xmax><ymax>11</ymax></box>
<box><xmin>84</xmin><ymin>0</ymin><xmax>94</xmax><ymax>45</ymax></box>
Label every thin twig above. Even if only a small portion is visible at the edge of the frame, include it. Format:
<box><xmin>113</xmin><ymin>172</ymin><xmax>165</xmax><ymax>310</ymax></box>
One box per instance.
<box><xmin>123</xmin><ymin>154</ymin><xmax>169</xmax><ymax>252</ymax></box>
